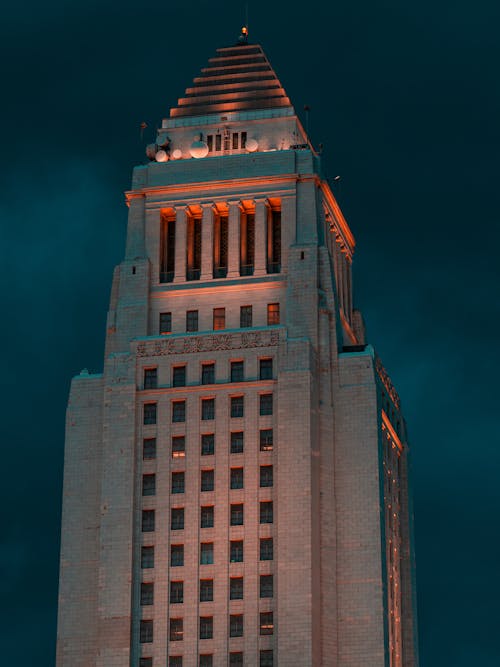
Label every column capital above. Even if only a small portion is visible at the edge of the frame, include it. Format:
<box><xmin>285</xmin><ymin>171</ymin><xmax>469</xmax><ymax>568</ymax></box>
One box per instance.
<box><xmin>201</xmin><ymin>201</ymin><xmax>215</xmax><ymax>209</ymax></box>
<box><xmin>228</xmin><ymin>199</ymin><xmax>244</xmax><ymax>210</ymax></box>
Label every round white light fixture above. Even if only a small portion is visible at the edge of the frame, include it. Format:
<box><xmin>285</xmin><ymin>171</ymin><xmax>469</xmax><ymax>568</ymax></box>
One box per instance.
<box><xmin>172</xmin><ymin>149</ymin><xmax>183</xmax><ymax>160</ymax></box>
<box><xmin>246</xmin><ymin>138</ymin><xmax>258</xmax><ymax>152</ymax></box>
<box><xmin>189</xmin><ymin>140</ymin><xmax>209</xmax><ymax>158</ymax></box>
<box><xmin>155</xmin><ymin>149</ymin><xmax>168</xmax><ymax>162</ymax></box>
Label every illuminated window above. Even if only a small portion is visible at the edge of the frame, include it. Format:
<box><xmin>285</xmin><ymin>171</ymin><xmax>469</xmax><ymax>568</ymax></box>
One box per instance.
<box><xmin>142</xmin><ymin>474</ymin><xmax>156</xmax><ymax>496</ymax></box>
<box><xmin>230</xmin><ymin>431</ymin><xmax>244</xmax><ymax>454</ymax></box>
<box><xmin>260</xmin><ymin>501</ymin><xmax>273</xmax><ymax>524</ymax></box>
<box><xmin>259</xmin><ymin>358</ymin><xmax>273</xmax><ymax>380</ymax></box>
<box><xmin>171</xmin><ymin>508</ymin><xmax>184</xmax><ymax>530</ymax></box>
<box><xmin>200</xmin><ymin>542</ymin><xmax>214</xmax><ymax>565</ymax></box>
<box><xmin>231</xmin><ymin>396</ymin><xmax>244</xmax><ymax>418</ymax></box>
<box><xmin>172</xmin><ymin>400</ymin><xmax>186</xmax><ymax>422</ymax></box>
<box><xmin>171</xmin><ymin>544</ymin><xmax>184</xmax><ymax>567</ymax></box>
<box><xmin>230</xmin><ymin>467</ymin><xmax>244</xmax><ymax>489</ymax></box>
<box><xmin>213</xmin><ymin>307</ymin><xmax>225</xmax><ymax>330</ymax></box>
<box><xmin>140</xmin><ymin>620</ymin><xmax>153</xmax><ymax>643</ymax></box>
<box><xmin>173</xmin><ymin>365</ymin><xmax>186</xmax><ymax>387</ymax></box>
<box><xmin>141</xmin><ymin>582</ymin><xmax>154</xmax><ymax>605</ymax></box>
<box><xmin>200</xmin><ymin>579</ymin><xmax>213</xmax><ymax>602</ymax></box>
<box><xmin>143</xmin><ymin>437</ymin><xmax>156</xmax><ymax>460</ymax></box>
<box><xmin>201</xmin><ymin>398</ymin><xmax>215</xmax><ymax>420</ymax></box>
<box><xmin>260</xmin><ymin>574</ymin><xmax>273</xmax><ymax>598</ymax></box>
<box><xmin>260</xmin><ymin>429</ymin><xmax>273</xmax><ymax>451</ymax></box>
<box><xmin>143</xmin><ymin>403</ymin><xmax>157</xmax><ymax>425</ymax></box>
<box><xmin>260</xmin><ymin>465</ymin><xmax>273</xmax><ymax>488</ymax></box>
<box><xmin>201</xmin><ymin>433</ymin><xmax>214</xmax><ymax>456</ymax></box>
<box><xmin>260</xmin><ymin>612</ymin><xmax>274</xmax><ymax>635</ymax></box>
<box><xmin>230</xmin><ymin>577</ymin><xmax>243</xmax><ymax>600</ymax></box>
<box><xmin>201</xmin><ymin>362</ymin><xmax>215</xmax><ymax>384</ymax></box>
<box><xmin>170</xmin><ymin>581</ymin><xmax>183</xmax><ymax>604</ymax></box>
<box><xmin>144</xmin><ymin>368</ymin><xmax>158</xmax><ymax>389</ymax></box>
<box><xmin>201</xmin><ymin>469</ymin><xmax>214</xmax><ymax>492</ymax></box>
<box><xmin>260</xmin><ymin>394</ymin><xmax>273</xmax><ymax>416</ymax></box>
<box><xmin>230</xmin><ymin>540</ymin><xmax>243</xmax><ymax>562</ymax></box>
<box><xmin>231</xmin><ymin>360</ymin><xmax>244</xmax><ymax>382</ymax></box>
<box><xmin>230</xmin><ymin>653</ymin><xmax>243</xmax><ymax>667</ymax></box>
<box><xmin>172</xmin><ymin>435</ymin><xmax>185</xmax><ymax>458</ymax></box>
<box><xmin>199</xmin><ymin>616</ymin><xmax>213</xmax><ymax>639</ymax></box>
<box><xmin>160</xmin><ymin>311</ymin><xmax>172</xmax><ymax>335</ymax></box>
<box><xmin>169</xmin><ymin>618</ymin><xmax>183</xmax><ymax>641</ymax></box>
<box><xmin>240</xmin><ymin>305</ymin><xmax>252</xmax><ymax>327</ymax></box>
<box><xmin>260</xmin><ymin>538</ymin><xmax>273</xmax><ymax>561</ymax></box>
<box><xmin>230</xmin><ymin>614</ymin><xmax>243</xmax><ymax>637</ymax></box>
<box><xmin>199</xmin><ymin>656</ymin><xmax>213</xmax><ymax>667</ymax></box>
<box><xmin>260</xmin><ymin>650</ymin><xmax>273</xmax><ymax>666</ymax></box>
<box><xmin>230</xmin><ymin>503</ymin><xmax>244</xmax><ymax>526</ymax></box>
<box><xmin>201</xmin><ymin>506</ymin><xmax>214</xmax><ymax>528</ymax></box>
<box><xmin>141</xmin><ymin>546</ymin><xmax>154</xmax><ymax>569</ymax></box>
<box><xmin>171</xmin><ymin>471</ymin><xmax>185</xmax><ymax>494</ymax></box>
<box><xmin>267</xmin><ymin>303</ymin><xmax>280</xmax><ymax>325</ymax></box>
<box><xmin>142</xmin><ymin>510</ymin><xmax>155</xmax><ymax>533</ymax></box>
<box><xmin>187</xmin><ymin>310</ymin><xmax>199</xmax><ymax>332</ymax></box>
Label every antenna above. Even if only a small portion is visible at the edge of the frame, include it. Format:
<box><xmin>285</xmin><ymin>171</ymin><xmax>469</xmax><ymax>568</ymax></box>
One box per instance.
<box><xmin>245</xmin><ymin>3</ymin><xmax>249</xmax><ymax>35</ymax></box>
<box><xmin>304</xmin><ymin>105</ymin><xmax>310</xmax><ymax>138</ymax></box>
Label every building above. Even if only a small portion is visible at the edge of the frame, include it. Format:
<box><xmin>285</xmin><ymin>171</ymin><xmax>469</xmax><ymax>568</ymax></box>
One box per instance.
<box><xmin>56</xmin><ymin>30</ymin><xmax>418</xmax><ymax>667</ymax></box>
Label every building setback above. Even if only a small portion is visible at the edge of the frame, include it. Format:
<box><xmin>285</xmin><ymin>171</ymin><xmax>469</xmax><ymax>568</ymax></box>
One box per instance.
<box><xmin>57</xmin><ymin>32</ymin><xmax>418</xmax><ymax>667</ymax></box>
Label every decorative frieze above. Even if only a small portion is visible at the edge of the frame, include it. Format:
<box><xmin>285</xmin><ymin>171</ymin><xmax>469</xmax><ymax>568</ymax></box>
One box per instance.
<box><xmin>375</xmin><ymin>356</ymin><xmax>401</xmax><ymax>410</ymax></box>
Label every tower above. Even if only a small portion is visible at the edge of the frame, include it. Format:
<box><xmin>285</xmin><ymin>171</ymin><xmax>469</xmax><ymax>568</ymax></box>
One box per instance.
<box><xmin>57</xmin><ymin>33</ymin><xmax>418</xmax><ymax>667</ymax></box>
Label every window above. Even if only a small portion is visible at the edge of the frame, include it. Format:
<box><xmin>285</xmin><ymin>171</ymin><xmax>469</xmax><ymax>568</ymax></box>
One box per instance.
<box><xmin>260</xmin><ymin>650</ymin><xmax>274</xmax><ymax>667</ymax></box>
<box><xmin>141</xmin><ymin>545</ymin><xmax>154</xmax><ymax>569</ymax></box>
<box><xmin>230</xmin><ymin>614</ymin><xmax>243</xmax><ymax>637</ymax></box>
<box><xmin>232</xmin><ymin>132</ymin><xmax>239</xmax><ymax>149</ymax></box>
<box><xmin>186</xmin><ymin>216</ymin><xmax>201</xmax><ymax>280</ymax></box>
<box><xmin>172</xmin><ymin>400</ymin><xmax>186</xmax><ymax>422</ymax></box>
<box><xmin>142</xmin><ymin>510</ymin><xmax>155</xmax><ymax>532</ymax></box>
<box><xmin>140</xmin><ymin>620</ymin><xmax>153</xmax><ymax>643</ymax></box>
<box><xmin>199</xmin><ymin>434</ymin><xmax>214</xmax><ymax>457</ymax></box>
<box><xmin>142</xmin><ymin>474</ymin><xmax>156</xmax><ymax>496</ymax></box>
<box><xmin>160</xmin><ymin>311</ymin><xmax>172</xmax><ymax>335</ymax></box>
<box><xmin>201</xmin><ymin>362</ymin><xmax>215</xmax><ymax>385</ymax></box>
<box><xmin>200</xmin><ymin>579</ymin><xmax>213</xmax><ymax>602</ymax></box>
<box><xmin>169</xmin><ymin>658</ymin><xmax>182</xmax><ymax>667</ymax></box>
<box><xmin>260</xmin><ymin>538</ymin><xmax>273</xmax><ymax>561</ymax></box>
<box><xmin>201</xmin><ymin>398</ymin><xmax>215</xmax><ymax>420</ymax></box>
<box><xmin>201</xmin><ymin>506</ymin><xmax>214</xmax><ymax>528</ymax></box>
<box><xmin>199</xmin><ymin>656</ymin><xmax>213</xmax><ymax>667</ymax></box>
<box><xmin>260</xmin><ymin>465</ymin><xmax>273</xmax><ymax>488</ymax></box>
<box><xmin>207</xmin><ymin>135</ymin><xmax>213</xmax><ymax>151</ymax></box>
<box><xmin>267</xmin><ymin>303</ymin><xmax>280</xmax><ymax>325</ymax></box>
<box><xmin>172</xmin><ymin>435</ymin><xmax>185</xmax><ymax>458</ymax></box>
<box><xmin>169</xmin><ymin>618</ymin><xmax>183</xmax><ymax>641</ymax></box>
<box><xmin>200</xmin><ymin>542</ymin><xmax>214</xmax><ymax>565</ymax></box>
<box><xmin>260</xmin><ymin>358</ymin><xmax>273</xmax><ymax>380</ymax></box>
<box><xmin>199</xmin><ymin>616</ymin><xmax>213</xmax><ymax>640</ymax></box>
<box><xmin>230</xmin><ymin>396</ymin><xmax>244</xmax><ymax>418</ymax></box>
<box><xmin>160</xmin><ymin>213</ymin><xmax>175</xmax><ymax>283</ymax></box>
<box><xmin>230</xmin><ymin>361</ymin><xmax>244</xmax><ymax>382</ymax></box>
<box><xmin>171</xmin><ymin>508</ymin><xmax>185</xmax><ymax>530</ymax></box>
<box><xmin>173</xmin><ymin>365</ymin><xmax>186</xmax><ymax>387</ymax></box>
<box><xmin>141</xmin><ymin>582</ymin><xmax>154</xmax><ymax>605</ymax></box>
<box><xmin>213</xmin><ymin>215</ymin><xmax>228</xmax><ymax>277</ymax></box>
<box><xmin>201</xmin><ymin>469</ymin><xmax>214</xmax><ymax>492</ymax></box>
<box><xmin>230</xmin><ymin>577</ymin><xmax>243</xmax><ymax>600</ymax></box>
<box><xmin>170</xmin><ymin>580</ymin><xmax>184</xmax><ymax>604</ymax></box>
<box><xmin>186</xmin><ymin>310</ymin><xmax>199</xmax><ymax>332</ymax></box>
<box><xmin>171</xmin><ymin>544</ymin><xmax>184</xmax><ymax>567</ymax></box>
<box><xmin>260</xmin><ymin>612</ymin><xmax>274</xmax><ymax>635</ymax></box>
<box><xmin>215</xmin><ymin>134</ymin><xmax>222</xmax><ymax>151</ymax></box>
<box><xmin>240</xmin><ymin>212</ymin><xmax>254</xmax><ymax>275</ymax></box>
<box><xmin>241</xmin><ymin>132</ymin><xmax>247</xmax><ymax>148</ymax></box>
<box><xmin>240</xmin><ymin>305</ymin><xmax>252</xmax><ymax>328</ymax></box>
<box><xmin>230</xmin><ymin>540</ymin><xmax>243</xmax><ymax>562</ymax></box>
<box><xmin>144</xmin><ymin>368</ymin><xmax>158</xmax><ymax>389</ymax></box>
<box><xmin>267</xmin><ymin>208</ymin><xmax>281</xmax><ymax>273</ymax></box>
<box><xmin>171</xmin><ymin>471</ymin><xmax>185</xmax><ymax>494</ymax></box>
<box><xmin>260</xmin><ymin>394</ymin><xmax>273</xmax><ymax>416</ymax></box>
<box><xmin>230</xmin><ymin>468</ymin><xmax>244</xmax><ymax>489</ymax></box>
<box><xmin>140</xmin><ymin>659</ymin><xmax>153</xmax><ymax>667</ymax></box>
<box><xmin>260</xmin><ymin>574</ymin><xmax>273</xmax><ymax>598</ymax></box>
<box><xmin>260</xmin><ymin>429</ymin><xmax>273</xmax><ymax>452</ymax></box>
<box><xmin>230</xmin><ymin>431</ymin><xmax>244</xmax><ymax>454</ymax></box>
<box><xmin>230</xmin><ymin>653</ymin><xmax>243</xmax><ymax>667</ymax></box>
<box><xmin>143</xmin><ymin>403</ymin><xmax>157</xmax><ymax>425</ymax></box>
<box><xmin>143</xmin><ymin>437</ymin><xmax>156</xmax><ymax>460</ymax></box>
<box><xmin>213</xmin><ymin>307</ymin><xmax>225</xmax><ymax>330</ymax></box>
<box><xmin>260</xmin><ymin>501</ymin><xmax>273</xmax><ymax>524</ymax></box>
<box><xmin>230</xmin><ymin>503</ymin><xmax>244</xmax><ymax>526</ymax></box>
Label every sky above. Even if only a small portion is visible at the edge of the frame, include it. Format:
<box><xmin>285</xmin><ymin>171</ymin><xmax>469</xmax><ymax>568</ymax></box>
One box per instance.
<box><xmin>1</xmin><ymin>0</ymin><xmax>499</xmax><ymax>664</ymax></box>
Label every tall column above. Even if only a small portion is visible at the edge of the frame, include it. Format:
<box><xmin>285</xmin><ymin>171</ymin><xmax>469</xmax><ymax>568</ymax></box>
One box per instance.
<box><xmin>254</xmin><ymin>197</ymin><xmax>268</xmax><ymax>276</ymax></box>
<box><xmin>227</xmin><ymin>200</ymin><xmax>241</xmax><ymax>278</ymax></box>
<box><xmin>173</xmin><ymin>205</ymin><xmax>187</xmax><ymax>283</ymax></box>
<box><xmin>200</xmin><ymin>203</ymin><xmax>214</xmax><ymax>280</ymax></box>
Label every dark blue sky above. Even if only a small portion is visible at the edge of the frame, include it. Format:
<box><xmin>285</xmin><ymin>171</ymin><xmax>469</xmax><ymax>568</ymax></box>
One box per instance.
<box><xmin>2</xmin><ymin>1</ymin><xmax>499</xmax><ymax>664</ymax></box>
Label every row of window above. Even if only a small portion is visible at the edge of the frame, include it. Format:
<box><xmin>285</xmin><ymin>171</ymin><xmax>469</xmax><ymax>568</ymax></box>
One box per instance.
<box><xmin>142</xmin><ymin>465</ymin><xmax>273</xmax><ymax>496</ymax></box>
<box><xmin>144</xmin><ymin>360</ymin><xmax>275</xmax><ymax>390</ymax></box>
<box><xmin>141</xmin><ymin>538</ymin><xmax>272</xmax><ymax>569</ymax></box>
<box><xmin>207</xmin><ymin>131</ymin><xmax>247</xmax><ymax>153</ymax></box>
<box><xmin>140</xmin><ymin>650</ymin><xmax>274</xmax><ymax>667</ymax></box>
<box><xmin>142</xmin><ymin>501</ymin><xmax>273</xmax><ymax>532</ymax></box>
<box><xmin>159</xmin><ymin>303</ymin><xmax>279</xmax><ymax>335</ymax></box>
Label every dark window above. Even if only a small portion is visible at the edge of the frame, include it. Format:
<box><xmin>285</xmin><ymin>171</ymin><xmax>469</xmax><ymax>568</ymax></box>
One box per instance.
<box><xmin>230</xmin><ymin>361</ymin><xmax>244</xmax><ymax>382</ymax></box>
<box><xmin>199</xmin><ymin>616</ymin><xmax>213</xmax><ymax>640</ymax></box>
<box><xmin>172</xmin><ymin>400</ymin><xmax>186</xmax><ymax>422</ymax></box>
<box><xmin>230</xmin><ymin>577</ymin><xmax>243</xmax><ymax>600</ymax></box>
<box><xmin>230</xmin><ymin>431</ymin><xmax>244</xmax><ymax>454</ymax></box>
<box><xmin>170</xmin><ymin>580</ymin><xmax>184</xmax><ymax>604</ymax></box>
<box><xmin>143</xmin><ymin>437</ymin><xmax>156</xmax><ymax>460</ymax></box>
<box><xmin>232</xmin><ymin>132</ymin><xmax>239</xmax><ymax>149</ymax></box>
<box><xmin>186</xmin><ymin>217</ymin><xmax>202</xmax><ymax>280</ymax></box>
<box><xmin>260</xmin><ymin>501</ymin><xmax>273</xmax><ymax>524</ymax></box>
<box><xmin>201</xmin><ymin>398</ymin><xmax>215</xmax><ymax>420</ymax></box>
<box><xmin>142</xmin><ymin>474</ymin><xmax>156</xmax><ymax>496</ymax></box>
<box><xmin>260</xmin><ymin>465</ymin><xmax>273</xmax><ymax>488</ymax></box>
<box><xmin>201</xmin><ymin>362</ymin><xmax>215</xmax><ymax>385</ymax></box>
<box><xmin>169</xmin><ymin>658</ymin><xmax>182</xmax><ymax>667</ymax></box>
<box><xmin>172</xmin><ymin>435</ymin><xmax>185</xmax><ymax>458</ymax></box>
<box><xmin>140</xmin><ymin>620</ymin><xmax>153</xmax><ymax>643</ymax></box>
<box><xmin>241</xmin><ymin>132</ymin><xmax>247</xmax><ymax>148</ymax></box>
<box><xmin>213</xmin><ymin>215</ymin><xmax>228</xmax><ymax>277</ymax></box>
<box><xmin>260</xmin><ymin>358</ymin><xmax>273</xmax><ymax>380</ymax></box>
<box><xmin>173</xmin><ymin>366</ymin><xmax>186</xmax><ymax>387</ymax></box>
<box><xmin>144</xmin><ymin>368</ymin><xmax>158</xmax><ymax>389</ymax></box>
<box><xmin>260</xmin><ymin>538</ymin><xmax>273</xmax><ymax>561</ymax></box>
<box><xmin>201</xmin><ymin>506</ymin><xmax>214</xmax><ymax>528</ymax></box>
<box><xmin>230</xmin><ymin>468</ymin><xmax>244</xmax><ymax>489</ymax></box>
<box><xmin>260</xmin><ymin>429</ymin><xmax>273</xmax><ymax>452</ymax></box>
<box><xmin>230</xmin><ymin>614</ymin><xmax>243</xmax><ymax>637</ymax></box>
<box><xmin>200</xmin><ymin>656</ymin><xmax>213</xmax><ymax>667</ymax></box>
<box><xmin>240</xmin><ymin>213</ymin><xmax>254</xmax><ymax>275</ymax></box>
<box><xmin>143</xmin><ymin>403</ymin><xmax>157</xmax><ymax>425</ymax></box>
<box><xmin>260</xmin><ymin>612</ymin><xmax>274</xmax><ymax>635</ymax></box>
<box><xmin>230</xmin><ymin>653</ymin><xmax>243</xmax><ymax>667</ymax></box>
<box><xmin>200</xmin><ymin>579</ymin><xmax>213</xmax><ymax>602</ymax></box>
<box><xmin>186</xmin><ymin>310</ymin><xmax>199</xmax><ymax>332</ymax></box>
<box><xmin>140</xmin><ymin>659</ymin><xmax>153</xmax><ymax>667</ymax></box>
<box><xmin>201</xmin><ymin>469</ymin><xmax>214</xmax><ymax>492</ymax></box>
<box><xmin>171</xmin><ymin>544</ymin><xmax>184</xmax><ymax>567</ymax></box>
<box><xmin>213</xmin><ymin>307</ymin><xmax>225</xmax><ymax>330</ymax></box>
<box><xmin>201</xmin><ymin>433</ymin><xmax>214</xmax><ymax>456</ymax></box>
<box><xmin>230</xmin><ymin>503</ymin><xmax>244</xmax><ymax>526</ymax></box>
<box><xmin>169</xmin><ymin>618</ymin><xmax>183</xmax><ymax>641</ymax></box>
<box><xmin>141</xmin><ymin>582</ymin><xmax>154</xmax><ymax>605</ymax></box>
<box><xmin>142</xmin><ymin>510</ymin><xmax>155</xmax><ymax>532</ymax></box>
<box><xmin>215</xmin><ymin>134</ymin><xmax>222</xmax><ymax>151</ymax></box>
<box><xmin>160</xmin><ymin>214</ymin><xmax>175</xmax><ymax>283</ymax></box>
<box><xmin>267</xmin><ymin>303</ymin><xmax>280</xmax><ymax>325</ymax></box>
<box><xmin>260</xmin><ymin>394</ymin><xmax>273</xmax><ymax>416</ymax></box>
<box><xmin>260</xmin><ymin>650</ymin><xmax>274</xmax><ymax>667</ymax></box>
<box><xmin>267</xmin><ymin>208</ymin><xmax>281</xmax><ymax>273</ymax></box>
<box><xmin>141</xmin><ymin>545</ymin><xmax>154</xmax><ymax>569</ymax></box>
<box><xmin>160</xmin><ymin>311</ymin><xmax>172</xmax><ymax>335</ymax></box>
<box><xmin>200</xmin><ymin>542</ymin><xmax>214</xmax><ymax>565</ymax></box>
<box><xmin>230</xmin><ymin>396</ymin><xmax>244</xmax><ymax>418</ymax></box>
<box><xmin>240</xmin><ymin>305</ymin><xmax>252</xmax><ymax>328</ymax></box>
<box><xmin>207</xmin><ymin>135</ymin><xmax>213</xmax><ymax>151</ymax></box>
<box><xmin>230</xmin><ymin>540</ymin><xmax>243</xmax><ymax>562</ymax></box>
<box><xmin>171</xmin><ymin>508</ymin><xmax>185</xmax><ymax>530</ymax></box>
<box><xmin>171</xmin><ymin>471</ymin><xmax>185</xmax><ymax>494</ymax></box>
<box><xmin>260</xmin><ymin>574</ymin><xmax>273</xmax><ymax>598</ymax></box>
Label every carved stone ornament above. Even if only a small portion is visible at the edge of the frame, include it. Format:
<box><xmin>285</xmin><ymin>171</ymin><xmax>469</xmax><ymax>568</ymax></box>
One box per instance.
<box><xmin>375</xmin><ymin>356</ymin><xmax>401</xmax><ymax>410</ymax></box>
